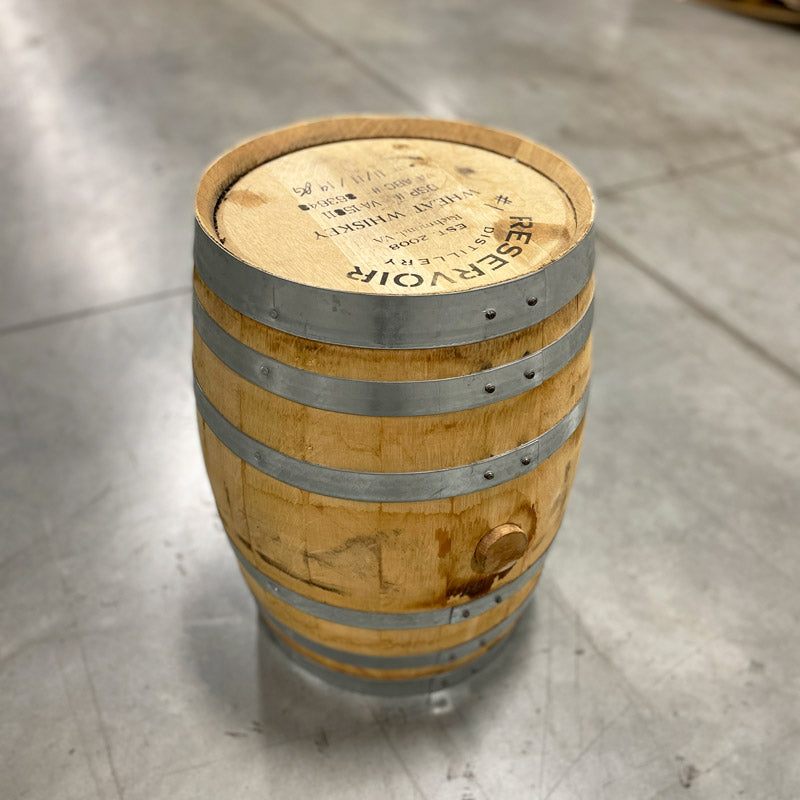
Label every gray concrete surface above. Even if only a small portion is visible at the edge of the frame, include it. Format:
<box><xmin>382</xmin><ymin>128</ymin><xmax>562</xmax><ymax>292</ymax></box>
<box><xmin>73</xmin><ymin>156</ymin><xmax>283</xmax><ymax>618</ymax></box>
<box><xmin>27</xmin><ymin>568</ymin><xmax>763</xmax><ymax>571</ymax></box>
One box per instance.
<box><xmin>1</xmin><ymin>1</ymin><xmax>799</xmax><ymax>798</ymax></box>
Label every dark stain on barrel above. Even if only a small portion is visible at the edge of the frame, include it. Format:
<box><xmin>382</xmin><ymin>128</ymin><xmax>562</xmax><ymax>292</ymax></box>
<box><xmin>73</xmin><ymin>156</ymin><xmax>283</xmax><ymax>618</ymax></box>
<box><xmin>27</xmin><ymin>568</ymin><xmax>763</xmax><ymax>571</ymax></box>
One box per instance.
<box><xmin>529</xmin><ymin>222</ymin><xmax>570</xmax><ymax>241</ymax></box>
<box><xmin>456</xmin><ymin>166</ymin><xmax>476</xmax><ymax>175</ymax></box>
<box><xmin>528</xmin><ymin>503</ymin><xmax>538</xmax><ymax>541</ymax></box>
<box><xmin>491</xmin><ymin>220</ymin><xmax>569</xmax><ymax>246</ymax></box>
<box><xmin>447</xmin><ymin>573</ymin><xmax>498</xmax><ymax>601</ymax></box>
<box><xmin>226</xmin><ymin>189</ymin><xmax>269</xmax><ymax>208</ymax></box>
<box><xmin>435</xmin><ymin>528</ymin><xmax>451</xmax><ymax>559</ymax></box>
<box><xmin>550</xmin><ymin>460</ymin><xmax>573</xmax><ymax>519</ymax></box>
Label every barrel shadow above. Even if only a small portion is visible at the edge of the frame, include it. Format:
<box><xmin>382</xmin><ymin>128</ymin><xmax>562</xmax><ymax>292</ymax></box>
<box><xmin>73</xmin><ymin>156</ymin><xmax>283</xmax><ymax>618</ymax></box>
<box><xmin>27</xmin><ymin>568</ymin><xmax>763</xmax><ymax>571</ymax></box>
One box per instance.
<box><xmin>253</xmin><ymin>587</ymin><xmax>542</xmax><ymax>736</ymax></box>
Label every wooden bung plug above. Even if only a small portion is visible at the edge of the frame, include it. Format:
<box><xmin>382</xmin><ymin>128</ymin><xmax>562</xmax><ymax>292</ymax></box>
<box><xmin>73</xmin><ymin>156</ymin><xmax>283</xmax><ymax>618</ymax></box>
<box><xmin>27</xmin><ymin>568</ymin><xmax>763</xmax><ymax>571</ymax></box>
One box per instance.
<box><xmin>473</xmin><ymin>523</ymin><xmax>529</xmax><ymax>574</ymax></box>
<box><xmin>193</xmin><ymin>117</ymin><xmax>595</xmax><ymax>687</ymax></box>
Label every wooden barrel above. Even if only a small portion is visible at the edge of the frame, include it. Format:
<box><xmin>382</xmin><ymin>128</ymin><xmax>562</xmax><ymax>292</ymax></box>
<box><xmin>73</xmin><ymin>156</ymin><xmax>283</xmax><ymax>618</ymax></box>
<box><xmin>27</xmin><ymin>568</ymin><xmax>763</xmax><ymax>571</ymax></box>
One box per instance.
<box><xmin>192</xmin><ymin>117</ymin><xmax>595</xmax><ymax>694</ymax></box>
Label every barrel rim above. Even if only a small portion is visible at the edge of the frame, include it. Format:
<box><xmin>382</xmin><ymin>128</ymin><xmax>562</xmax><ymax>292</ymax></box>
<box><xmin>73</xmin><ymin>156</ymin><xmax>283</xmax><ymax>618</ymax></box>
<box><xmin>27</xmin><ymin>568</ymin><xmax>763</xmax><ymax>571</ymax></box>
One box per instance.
<box><xmin>194</xmin><ymin>116</ymin><xmax>595</xmax><ymax>349</ymax></box>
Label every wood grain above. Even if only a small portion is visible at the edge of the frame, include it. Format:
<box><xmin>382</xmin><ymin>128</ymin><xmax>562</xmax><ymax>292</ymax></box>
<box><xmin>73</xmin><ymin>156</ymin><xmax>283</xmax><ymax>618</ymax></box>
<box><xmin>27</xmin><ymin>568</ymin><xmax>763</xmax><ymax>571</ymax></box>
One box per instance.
<box><xmin>199</xmin><ymin>418</ymin><xmax>585</xmax><ymax>610</ymax></box>
<box><xmin>193</xmin><ymin>329</ymin><xmax>591</xmax><ymax>471</ymax></box>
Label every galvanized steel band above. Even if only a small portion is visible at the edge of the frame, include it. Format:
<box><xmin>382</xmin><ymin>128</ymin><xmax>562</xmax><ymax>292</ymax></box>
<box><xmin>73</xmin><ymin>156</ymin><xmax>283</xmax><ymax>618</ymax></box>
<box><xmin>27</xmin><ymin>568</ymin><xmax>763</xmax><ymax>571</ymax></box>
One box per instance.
<box><xmin>193</xmin><ymin>293</ymin><xmax>593</xmax><ymax>417</ymax></box>
<box><xmin>195</xmin><ymin>379</ymin><xmax>589</xmax><ymax>502</ymax></box>
<box><xmin>193</xmin><ymin>219</ymin><xmax>594</xmax><ymax>349</ymax></box>
<box><xmin>263</xmin><ymin>618</ymin><xmax>516</xmax><ymax>696</ymax></box>
<box><xmin>260</xmin><ymin>593</ymin><xmax>533</xmax><ymax>669</ymax></box>
<box><xmin>234</xmin><ymin>537</ymin><xmax>549</xmax><ymax>629</ymax></box>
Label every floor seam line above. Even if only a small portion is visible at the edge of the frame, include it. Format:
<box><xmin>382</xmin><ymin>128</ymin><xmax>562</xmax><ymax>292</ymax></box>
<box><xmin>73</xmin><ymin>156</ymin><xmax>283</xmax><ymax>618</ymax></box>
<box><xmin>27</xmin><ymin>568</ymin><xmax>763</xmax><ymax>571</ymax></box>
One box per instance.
<box><xmin>265</xmin><ymin>0</ymin><xmax>425</xmax><ymax>111</ymax></box>
<box><xmin>596</xmin><ymin>230</ymin><xmax>800</xmax><ymax>386</ymax></box>
<box><xmin>596</xmin><ymin>140</ymin><xmax>800</xmax><ymax>198</ymax></box>
<box><xmin>0</xmin><ymin>286</ymin><xmax>192</xmax><ymax>337</ymax></box>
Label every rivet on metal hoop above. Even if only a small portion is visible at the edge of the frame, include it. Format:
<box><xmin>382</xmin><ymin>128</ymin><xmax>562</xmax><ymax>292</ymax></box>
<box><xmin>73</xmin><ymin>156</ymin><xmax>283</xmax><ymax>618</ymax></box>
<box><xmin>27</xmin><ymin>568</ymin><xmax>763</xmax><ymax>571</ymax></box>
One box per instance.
<box><xmin>484</xmin><ymin>470</ymin><xmax>495</xmax><ymax>480</ymax></box>
<box><xmin>260</xmin><ymin>364</ymin><xmax>270</xmax><ymax>377</ymax></box>
<box><xmin>527</xmin><ymin>297</ymin><xmax>538</xmax><ymax>307</ymax></box>
<box><xmin>524</xmin><ymin>369</ymin><xmax>536</xmax><ymax>380</ymax></box>
<box><xmin>484</xmin><ymin>384</ymin><xmax>496</xmax><ymax>394</ymax></box>
<box><xmin>484</xmin><ymin>309</ymin><xmax>497</xmax><ymax>320</ymax></box>
<box><xmin>268</xmin><ymin>308</ymin><xmax>279</xmax><ymax>319</ymax></box>
<box><xmin>521</xmin><ymin>455</ymin><xmax>531</xmax><ymax>466</ymax></box>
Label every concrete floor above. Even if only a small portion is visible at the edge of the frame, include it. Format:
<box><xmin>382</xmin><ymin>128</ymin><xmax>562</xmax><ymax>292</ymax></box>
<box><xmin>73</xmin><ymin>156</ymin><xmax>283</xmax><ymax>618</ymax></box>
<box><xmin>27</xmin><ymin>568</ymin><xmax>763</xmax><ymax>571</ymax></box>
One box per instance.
<box><xmin>1</xmin><ymin>1</ymin><xmax>799</xmax><ymax>798</ymax></box>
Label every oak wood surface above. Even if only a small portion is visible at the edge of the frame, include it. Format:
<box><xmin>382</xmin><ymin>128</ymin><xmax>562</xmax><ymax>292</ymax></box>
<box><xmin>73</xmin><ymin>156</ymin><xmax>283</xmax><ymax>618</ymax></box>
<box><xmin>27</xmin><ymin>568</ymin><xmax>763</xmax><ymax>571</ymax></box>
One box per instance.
<box><xmin>194</xmin><ymin>117</ymin><xmax>594</xmax><ymax>679</ymax></box>
<box><xmin>215</xmin><ymin>137</ymin><xmax>576</xmax><ymax>295</ymax></box>
<box><xmin>193</xmin><ymin>328</ymin><xmax>591</xmax><ymax>472</ymax></box>
<box><xmin>196</xmin><ymin>117</ymin><xmax>595</xmax><ymax>296</ymax></box>
<box><xmin>200</xmin><ymin>420</ymin><xmax>584</xmax><ymax>611</ymax></box>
